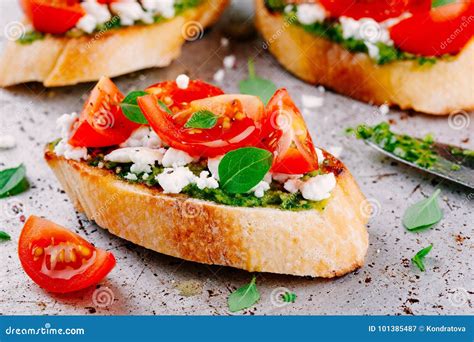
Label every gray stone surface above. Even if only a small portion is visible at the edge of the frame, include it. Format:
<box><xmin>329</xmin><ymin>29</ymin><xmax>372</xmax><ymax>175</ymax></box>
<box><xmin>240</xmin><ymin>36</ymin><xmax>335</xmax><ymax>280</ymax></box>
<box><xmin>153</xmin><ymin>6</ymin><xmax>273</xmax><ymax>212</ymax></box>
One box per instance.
<box><xmin>0</xmin><ymin>0</ymin><xmax>472</xmax><ymax>316</ymax></box>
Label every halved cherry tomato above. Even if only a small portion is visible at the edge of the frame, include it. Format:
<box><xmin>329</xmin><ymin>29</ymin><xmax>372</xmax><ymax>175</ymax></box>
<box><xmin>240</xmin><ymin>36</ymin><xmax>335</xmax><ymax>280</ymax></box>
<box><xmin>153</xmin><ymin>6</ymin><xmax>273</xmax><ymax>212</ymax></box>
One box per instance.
<box><xmin>260</xmin><ymin>88</ymin><xmax>318</xmax><ymax>174</ymax></box>
<box><xmin>18</xmin><ymin>216</ymin><xmax>116</xmax><ymax>294</ymax></box>
<box><xmin>69</xmin><ymin>77</ymin><xmax>139</xmax><ymax>148</ymax></box>
<box><xmin>145</xmin><ymin>80</ymin><xmax>224</xmax><ymax>111</ymax></box>
<box><xmin>138</xmin><ymin>94</ymin><xmax>263</xmax><ymax>157</ymax></box>
<box><xmin>20</xmin><ymin>0</ymin><xmax>85</xmax><ymax>34</ymax></box>
<box><xmin>319</xmin><ymin>0</ymin><xmax>431</xmax><ymax>21</ymax></box>
<box><xmin>390</xmin><ymin>1</ymin><xmax>474</xmax><ymax>56</ymax></box>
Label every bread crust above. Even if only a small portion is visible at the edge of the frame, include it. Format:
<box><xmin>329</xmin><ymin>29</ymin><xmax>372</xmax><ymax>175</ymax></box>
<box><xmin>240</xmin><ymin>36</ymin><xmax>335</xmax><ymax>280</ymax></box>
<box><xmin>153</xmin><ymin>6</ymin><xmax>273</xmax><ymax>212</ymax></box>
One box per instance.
<box><xmin>254</xmin><ymin>0</ymin><xmax>474</xmax><ymax>115</ymax></box>
<box><xmin>0</xmin><ymin>0</ymin><xmax>228</xmax><ymax>87</ymax></box>
<box><xmin>45</xmin><ymin>150</ymin><xmax>369</xmax><ymax>277</ymax></box>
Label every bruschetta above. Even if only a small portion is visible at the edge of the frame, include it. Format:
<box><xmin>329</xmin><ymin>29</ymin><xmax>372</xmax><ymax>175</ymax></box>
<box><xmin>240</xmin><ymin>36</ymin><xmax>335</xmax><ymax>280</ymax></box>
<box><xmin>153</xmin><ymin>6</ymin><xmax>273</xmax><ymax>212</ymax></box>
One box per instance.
<box><xmin>44</xmin><ymin>75</ymin><xmax>369</xmax><ymax>277</ymax></box>
<box><xmin>255</xmin><ymin>0</ymin><xmax>474</xmax><ymax>115</ymax></box>
<box><xmin>0</xmin><ymin>0</ymin><xmax>228</xmax><ymax>87</ymax></box>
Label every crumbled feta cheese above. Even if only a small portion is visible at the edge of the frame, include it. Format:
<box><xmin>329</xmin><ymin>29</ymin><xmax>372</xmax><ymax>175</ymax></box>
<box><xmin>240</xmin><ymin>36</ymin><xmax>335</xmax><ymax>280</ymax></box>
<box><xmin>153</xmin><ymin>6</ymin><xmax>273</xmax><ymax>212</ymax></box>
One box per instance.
<box><xmin>317</xmin><ymin>85</ymin><xmax>325</xmax><ymax>93</ymax></box>
<box><xmin>365</xmin><ymin>41</ymin><xmax>380</xmax><ymax>60</ymax></box>
<box><xmin>76</xmin><ymin>14</ymin><xmax>97</xmax><ymax>34</ymax></box>
<box><xmin>120</xmin><ymin>126</ymin><xmax>162</xmax><ymax>148</ymax></box>
<box><xmin>142</xmin><ymin>173</ymin><xmax>150</xmax><ymax>180</ymax></box>
<box><xmin>379</xmin><ymin>103</ymin><xmax>390</xmax><ymax>115</ymax></box>
<box><xmin>340</xmin><ymin>16</ymin><xmax>392</xmax><ymax>45</ymax></box>
<box><xmin>54</xmin><ymin>113</ymin><xmax>89</xmax><ymax>161</ymax></box>
<box><xmin>124</xmin><ymin>172</ymin><xmax>138</xmax><ymax>181</ymax></box>
<box><xmin>142</xmin><ymin>0</ymin><xmax>175</xmax><ymax>18</ymax></box>
<box><xmin>196</xmin><ymin>171</ymin><xmax>219</xmax><ymax>190</ymax></box>
<box><xmin>220</xmin><ymin>37</ymin><xmax>229</xmax><ymax>47</ymax></box>
<box><xmin>223</xmin><ymin>55</ymin><xmax>236</xmax><ymax>69</ymax></box>
<box><xmin>105</xmin><ymin>147</ymin><xmax>165</xmax><ymax>174</ymax></box>
<box><xmin>251</xmin><ymin>180</ymin><xmax>270</xmax><ymax>198</ymax></box>
<box><xmin>213</xmin><ymin>69</ymin><xmax>225</xmax><ymax>83</ymax></box>
<box><xmin>283</xmin><ymin>178</ymin><xmax>303</xmax><ymax>194</ymax></box>
<box><xmin>300</xmin><ymin>173</ymin><xmax>336</xmax><ymax>201</ymax></box>
<box><xmin>156</xmin><ymin>166</ymin><xmax>196</xmax><ymax>193</ymax></box>
<box><xmin>327</xmin><ymin>146</ymin><xmax>343</xmax><ymax>158</ymax></box>
<box><xmin>0</xmin><ymin>135</ymin><xmax>16</xmax><ymax>149</ymax></box>
<box><xmin>110</xmin><ymin>0</ymin><xmax>152</xmax><ymax>26</ymax></box>
<box><xmin>301</xmin><ymin>94</ymin><xmax>324</xmax><ymax>109</ymax></box>
<box><xmin>162</xmin><ymin>148</ymin><xmax>196</xmax><ymax>167</ymax></box>
<box><xmin>272</xmin><ymin>173</ymin><xmax>303</xmax><ymax>183</ymax></box>
<box><xmin>81</xmin><ymin>0</ymin><xmax>111</xmax><ymax>24</ymax></box>
<box><xmin>207</xmin><ymin>155</ymin><xmax>224</xmax><ymax>180</ymax></box>
<box><xmin>176</xmin><ymin>74</ymin><xmax>190</xmax><ymax>89</ymax></box>
<box><xmin>296</xmin><ymin>4</ymin><xmax>326</xmax><ymax>25</ymax></box>
<box><xmin>315</xmin><ymin>147</ymin><xmax>325</xmax><ymax>165</ymax></box>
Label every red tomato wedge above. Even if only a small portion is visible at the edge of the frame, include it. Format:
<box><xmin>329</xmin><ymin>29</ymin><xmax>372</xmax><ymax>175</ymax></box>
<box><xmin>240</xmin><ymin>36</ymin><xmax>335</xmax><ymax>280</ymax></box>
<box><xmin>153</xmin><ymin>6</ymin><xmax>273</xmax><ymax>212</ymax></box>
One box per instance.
<box><xmin>261</xmin><ymin>89</ymin><xmax>319</xmax><ymax>174</ymax></box>
<box><xmin>69</xmin><ymin>77</ymin><xmax>139</xmax><ymax>148</ymax></box>
<box><xmin>390</xmin><ymin>1</ymin><xmax>474</xmax><ymax>56</ymax></box>
<box><xmin>137</xmin><ymin>94</ymin><xmax>263</xmax><ymax>157</ymax></box>
<box><xmin>145</xmin><ymin>80</ymin><xmax>224</xmax><ymax>111</ymax></box>
<box><xmin>18</xmin><ymin>216</ymin><xmax>116</xmax><ymax>294</ymax></box>
<box><xmin>319</xmin><ymin>0</ymin><xmax>431</xmax><ymax>21</ymax></box>
<box><xmin>20</xmin><ymin>0</ymin><xmax>85</xmax><ymax>34</ymax></box>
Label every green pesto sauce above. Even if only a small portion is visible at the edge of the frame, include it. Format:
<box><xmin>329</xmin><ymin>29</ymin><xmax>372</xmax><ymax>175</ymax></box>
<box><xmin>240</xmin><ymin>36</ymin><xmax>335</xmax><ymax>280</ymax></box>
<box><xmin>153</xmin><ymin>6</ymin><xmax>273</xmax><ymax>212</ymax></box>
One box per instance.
<box><xmin>347</xmin><ymin>122</ymin><xmax>444</xmax><ymax>169</ymax></box>
<box><xmin>265</xmin><ymin>1</ymin><xmax>440</xmax><ymax>66</ymax></box>
<box><xmin>87</xmin><ymin>154</ymin><xmax>328</xmax><ymax>211</ymax></box>
<box><xmin>17</xmin><ymin>0</ymin><xmax>202</xmax><ymax>44</ymax></box>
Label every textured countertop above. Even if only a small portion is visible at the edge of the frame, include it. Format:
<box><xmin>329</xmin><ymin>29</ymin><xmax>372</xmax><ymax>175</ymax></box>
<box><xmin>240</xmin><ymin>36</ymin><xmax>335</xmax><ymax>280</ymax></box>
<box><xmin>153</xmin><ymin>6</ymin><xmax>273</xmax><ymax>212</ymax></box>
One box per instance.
<box><xmin>0</xmin><ymin>0</ymin><xmax>472</xmax><ymax>316</ymax></box>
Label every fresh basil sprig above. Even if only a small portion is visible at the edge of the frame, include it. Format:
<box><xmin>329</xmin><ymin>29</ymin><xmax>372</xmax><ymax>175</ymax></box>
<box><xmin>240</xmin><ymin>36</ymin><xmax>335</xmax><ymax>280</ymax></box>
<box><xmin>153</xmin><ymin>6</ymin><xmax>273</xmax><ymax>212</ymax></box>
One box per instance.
<box><xmin>228</xmin><ymin>276</ymin><xmax>260</xmax><ymax>312</ymax></box>
<box><xmin>412</xmin><ymin>244</ymin><xmax>433</xmax><ymax>272</ymax></box>
<box><xmin>403</xmin><ymin>189</ymin><xmax>443</xmax><ymax>231</ymax></box>
<box><xmin>0</xmin><ymin>164</ymin><xmax>29</xmax><ymax>198</ymax></box>
<box><xmin>184</xmin><ymin>110</ymin><xmax>218</xmax><ymax>129</ymax></box>
<box><xmin>0</xmin><ymin>231</ymin><xmax>11</xmax><ymax>241</ymax></box>
<box><xmin>219</xmin><ymin>147</ymin><xmax>273</xmax><ymax>194</ymax></box>
<box><xmin>120</xmin><ymin>91</ymin><xmax>149</xmax><ymax>124</ymax></box>
<box><xmin>239</xmin><ymin>59</ymin><xmax>277</xmax><ymax>105</ymax></box>
<box><xmin>158</xmin><ymin>99</ymin><xmax>173</xmax><ymax>115</ymax></box>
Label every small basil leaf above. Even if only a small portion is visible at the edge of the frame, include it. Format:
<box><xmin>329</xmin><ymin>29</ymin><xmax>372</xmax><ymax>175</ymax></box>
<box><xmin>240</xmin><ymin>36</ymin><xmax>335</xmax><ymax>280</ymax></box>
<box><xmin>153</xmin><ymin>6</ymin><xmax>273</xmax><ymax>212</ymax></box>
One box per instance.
<box><xmin>412</xmin><ymin>244</ymin><xmax>433</xmax><ymax>272</ymax></box>
<box><xmin>0</xmin><ymin>164</ymin><xmax>29</xmax><ymax>198</ymax></box>
<box><xmin>120</xmin><ymin>91</ymin><xmax>149</xmax><ymax>124</ymax></box>
<box><xmin>239</xmin><ymin>59</ymin><xmax>277</xmax><ymax>105</ymax></box>
<box><xmin>158</xmin><ymin>99</ymin><xmax>173</xmax><ymax>115</ymax></box>
<box><xmin>219</xmin><ymin>147</ymin><xmax>273</xmax><ymax>194</ymax></box>
<box><xmin>228</xmin><ymin>276</ymin><xmax>260</xmax><ymax>312</ymax></box>
<box><xmin>0</xmin><ymin>231</ymin><xmax>11</xmax><ymax>241</ymax></box>
<box><xmin>403</xmin><ymin>189</ymin><xmax>443</xmax><ymax>231</ymax></box>
<box><xmin>184</xmin><ymin>110</ymin><xmax>218</xmax><ymax>129</ymax></box>
<box><xmin>432</xmin><ymin>0</ymin><xmax>456</xmax><ymax>8</ymax></box>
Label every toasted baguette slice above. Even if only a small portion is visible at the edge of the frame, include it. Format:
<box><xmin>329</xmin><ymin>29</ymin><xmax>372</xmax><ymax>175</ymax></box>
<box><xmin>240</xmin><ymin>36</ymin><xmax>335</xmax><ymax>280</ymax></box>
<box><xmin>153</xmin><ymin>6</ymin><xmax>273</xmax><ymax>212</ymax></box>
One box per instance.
<box><xmin>45</xmin><ymin>149</ymin><xmax>369</xmax><ymax>277</ymax></box>
<box><xmin>0</xmin><ymin>0</ymin><xmax>228</xmax><ymax>87</ymax></box>
<box><xmin>254</xmin><ymin>0</ymin><xmax>474</xmax><ymax>115</ymax></box>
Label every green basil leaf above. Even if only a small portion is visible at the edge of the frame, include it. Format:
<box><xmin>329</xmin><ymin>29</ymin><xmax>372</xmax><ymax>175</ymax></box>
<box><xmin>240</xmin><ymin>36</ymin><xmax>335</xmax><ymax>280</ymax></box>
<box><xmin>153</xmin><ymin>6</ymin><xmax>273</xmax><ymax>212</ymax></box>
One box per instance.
<box><xmin>239</xmin><ymin>59</ymin><xmax>277</xmax><ymax>105</ymax></box>
<box><xmin>228</xmin><ymin>276</ymin><xmax>260</xmax><ymax>312</ymax></box>
<box><xmin>0</xmin><ymin>164</ymin><xmax>29</xmax><ymax>199</ymax></box>
<box><xmin>219</xmin><ymin>147</ymin><xmax>273</xmax><ymax>194</ymax></box>
<box><xmin>158</xmin><ymin>99</ymin><xmax>173</xmax><ymax>115</ymax></box>
<box><xmin>184</xmin><ymin>110</ymin><xmax>218</xmax><ymax>129</ymax></box>
<box><xmin>412</xmin><ymin>244</ymin><xmax>433</xmax><ymax>272</ymax></box>
<box><xmin>120</xmin><ymin>91</ymin><xmax>149</xmax><ymax>124</ymax></box>
<box><xmin>432</xmin><ymin>0</ymin><xmax>456</xmax><ymax>8</ymax></box>
<box><xmin>0</xmin><ymin>231</ymin><xmax>11</xmax><ymax>241</ymax></box>
<box><xmin>403</xmin><ymin>189</ymin><xmax>443</xmax><ymax>231</ymax></box>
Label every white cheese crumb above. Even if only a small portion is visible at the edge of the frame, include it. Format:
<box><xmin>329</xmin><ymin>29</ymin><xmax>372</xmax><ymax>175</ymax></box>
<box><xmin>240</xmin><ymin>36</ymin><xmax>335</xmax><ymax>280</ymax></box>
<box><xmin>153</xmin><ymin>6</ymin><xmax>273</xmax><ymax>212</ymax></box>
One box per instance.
<box><xmin>315</xmin><ymin>147</ymin><xmax>325</xmax><ymax>165</ymax></box>
<box><xmin>296</xmin><ymin>4</ymin><xmax>326</xmax><ymax>25</ymax></box>
<box><xmin>124</xmin><ymin>172</ymin><xmax>138</xmax><ymax>181</ymax></box>
<box><xmin>365</xmin><ymin>41</ymin><xmax>380</xmax><ymax>60</ymax></box>
<box><xmin>283</xmin><ymin>178</ymin><xmax>303</xmax><ymax>194</ymax></box>
<box><xmin>207</xmin><ymin>155</ymin><xmax>224</xmax><ymax>180</ymax></box>
<box><xmin>156</xmin><ymin>166</ymin><xmax>196</xmax><ymax>194</ymax></box>
<box><xmin>54</xmin><ymin>113</ymin><xmax>89</xmax><ymax>161</ymax></box>
<box><xmin>105</xmin><ymin>147</ymin><xmax>165</xmax><ymax>174</ymax></box>
<box><xmin>327</xmin><ymin>146</ymin><xmax>343</xmax><ymax>158</ymax></box>
<box><xmin>220</xmin><ymin>37</ymin><xmax>229</xmax><ymax>47</ymax></box>
<box><xmin>76</xmin><ymin>14</ymin><xmax>98</xmax><ymax>34</ymax></box>
<box><xmin>162</xmin><ymin>148</ymin><xmax>197</xmax><ymax>167</ymax></box>
<box><xmin>300</xmin><ymin>173</ymin><xmax>336</xmax><ymax>201</ymax></box>
<box><xmin>251</xmin><ymin>180</ymin><xmax>270</xmax><ymax>198</ymax></box>
<box><xmin>301</xmin><ymin>94</ymin><xmax>324</xmax><ymax>109</ymax></box>
<box><xmin>379</xmin><ymin>103</ymin><xmax>390</xmax><ymax>115</ymax></box>
<box><xmin>142</xmin><ymin>0</ymin><xmax>175</xmax><ymax>18</ymax></box>
<box><xmin>317</xmin><ymin>85</ymin><xmax>325</xmax><ymax>93</ymax></box>
<box><xmin>0</xmin><ymin>135</ymin><xmax>16</xmax><ymax>149</ymax></box>
<box><xmin>176</xmin><ymin>74</ymin><xmax>190</xmax><ymax>89</ymax></box>
<box><xmin>120</xmin><ymin>126</ymin><xmax>162</xmax><ymax>148</ymax></box>
<box><xmin>81</xmin><ymin>0</ymin><xmax>111</xmax><ymax>24</ymax></box>
<box><xmin>223</xmin><ymin>55</ymin><xmax>236</xmax><ymax>69</ymax></box>
<box><xmin>272</xmin><ymin>173</ymin><xmax>303</xmax><ymax>183</ymax></box>
<box><xmin>213</xmin><ymin>69</ymin><xmax>225</xmax><ymax>83</ymax></box>
<box><xmin>110</xmin><ymin>0</ymin><xmax>152</xmax><ymax>26</ymax></box>
<box><xmin>196</xmin><ymin>171</ymin><xmax>219</xmax><ymax>190</ymax></box>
